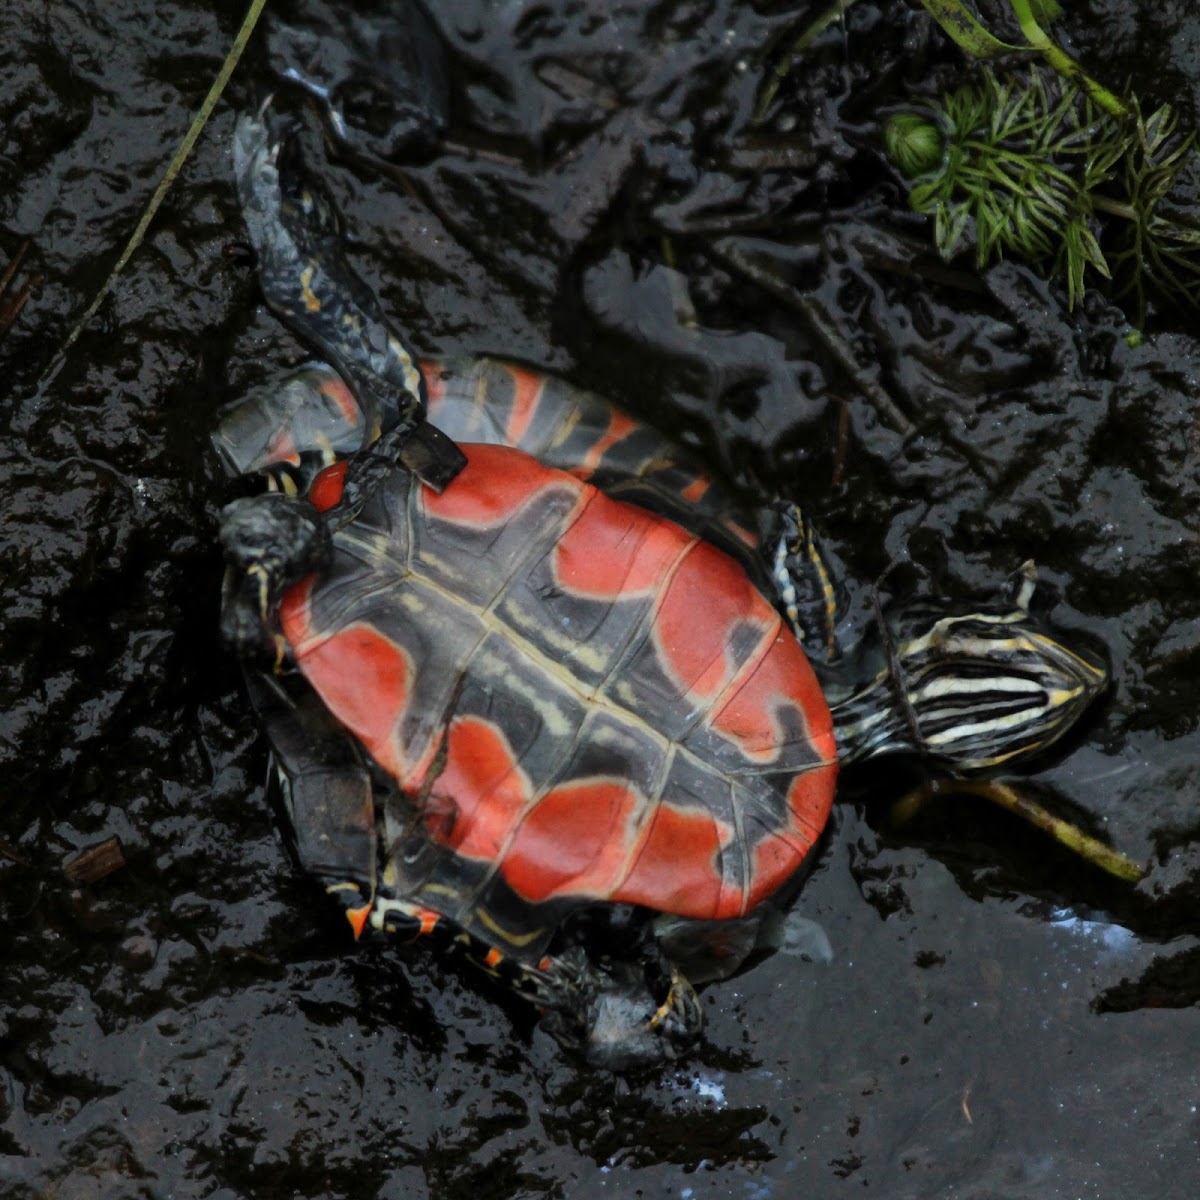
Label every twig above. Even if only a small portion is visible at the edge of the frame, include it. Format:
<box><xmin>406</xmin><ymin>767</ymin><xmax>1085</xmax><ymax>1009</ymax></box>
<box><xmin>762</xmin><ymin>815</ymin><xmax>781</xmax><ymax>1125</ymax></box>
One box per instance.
<box><xmin>890</xmin><ymin>775</ymin><xmax>1144</xmax><ymax>882</ymax></box>
<box><xmin>711</xmin><ymin>238</ymin><xmax>914</xmax><ymax>435</ymax></box>
<box><xmin>35</xmin><ymin>0</ymin><xmax>269</xmax><ymax>392</ymax></box>
<box><xmin>755</xmin><ymin>0</ymin><xmax>859</xmax><ymax>124</ymax></box>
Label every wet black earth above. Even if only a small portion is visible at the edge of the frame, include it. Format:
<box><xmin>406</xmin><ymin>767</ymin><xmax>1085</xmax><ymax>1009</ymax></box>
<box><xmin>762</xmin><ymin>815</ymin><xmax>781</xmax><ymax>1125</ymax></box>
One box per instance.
<box><xmin>2</xmin><ymin>2</ymin><xmax>1199</xmax><ymax>1196</ymax></box>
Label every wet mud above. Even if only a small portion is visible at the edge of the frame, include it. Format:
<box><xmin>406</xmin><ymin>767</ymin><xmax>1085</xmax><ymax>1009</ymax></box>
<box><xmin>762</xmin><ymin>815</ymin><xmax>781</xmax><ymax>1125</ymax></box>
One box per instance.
<box><xmin>2</xmin><ymin>2</ymin><xmax>1199</xmax><ymax>1197</ymax></box>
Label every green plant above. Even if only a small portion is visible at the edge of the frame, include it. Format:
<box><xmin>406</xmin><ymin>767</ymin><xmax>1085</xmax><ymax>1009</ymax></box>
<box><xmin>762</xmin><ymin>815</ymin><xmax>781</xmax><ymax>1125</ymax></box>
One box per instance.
<box><xmin>1105</xmin><ymin>103</ymin><xmax>1200</xmax><ymax>323</ymax></box>
<box><xmin>757</xmin><ymin>0</ymin><xmax>1127</xmax><ymax>124</ymax></box>
<box><xmin>886</xmin><ymin>69</ymin><xmax>1200</xmax><ymax>321</ymax></box>
<box><xmin>918</xmin><ymin>0</ymin><xmax>1128</xmax><ymax>118</ymax></box>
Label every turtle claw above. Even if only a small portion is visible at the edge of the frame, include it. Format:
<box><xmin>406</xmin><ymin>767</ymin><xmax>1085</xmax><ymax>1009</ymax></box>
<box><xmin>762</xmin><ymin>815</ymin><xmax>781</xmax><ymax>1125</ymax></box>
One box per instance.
<box><xmin>579</xmin><ymin>960</ymin><xmax>702</xmax><ymax>1070</ymax></box>
<box><xmin>647</xmin><ymin>963</ymin><xmax>704</xmax><ymax>1041</ymax></box>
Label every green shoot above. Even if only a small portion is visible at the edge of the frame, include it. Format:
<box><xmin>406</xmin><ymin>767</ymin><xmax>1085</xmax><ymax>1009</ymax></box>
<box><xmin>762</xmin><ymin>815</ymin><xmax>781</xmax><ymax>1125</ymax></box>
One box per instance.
<box><xmin>918</xmin><ymin>0</ymin><xmax>1128</xmax><ymax>117</ymax></box>
<box><xmin>886</xmin><ymin>69</ymin><xmax>1200</xmax><ymax>322</ymax></box>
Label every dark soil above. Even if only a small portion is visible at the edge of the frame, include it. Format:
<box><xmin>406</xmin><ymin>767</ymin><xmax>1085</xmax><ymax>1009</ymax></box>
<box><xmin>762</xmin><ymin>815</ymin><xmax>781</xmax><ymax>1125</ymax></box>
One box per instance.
<box><xmin>2</xmin><ymin>2</ymin><xmax>1198</xmax><ymax>1197</ymax></box>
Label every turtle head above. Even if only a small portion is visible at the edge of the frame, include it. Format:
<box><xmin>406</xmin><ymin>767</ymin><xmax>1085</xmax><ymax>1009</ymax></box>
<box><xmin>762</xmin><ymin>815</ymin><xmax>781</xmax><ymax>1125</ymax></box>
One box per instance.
<box><xmin>830</xmin><ymin>564</ymin><xmax>1108</xmax><ymax>771</ymax></box>
<box><xmin>212</xmin><ymin>364</ymin><xmax>375</xmax><ymax>490</ymax></box>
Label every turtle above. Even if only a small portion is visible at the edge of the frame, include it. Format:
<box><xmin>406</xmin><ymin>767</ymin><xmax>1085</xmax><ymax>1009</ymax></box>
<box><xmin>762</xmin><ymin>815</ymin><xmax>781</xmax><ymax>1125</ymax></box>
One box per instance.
<box><xmin>216</xmin><ymin>113</ymin><xmax>1109</xmax><ymax>1067</ymax></box>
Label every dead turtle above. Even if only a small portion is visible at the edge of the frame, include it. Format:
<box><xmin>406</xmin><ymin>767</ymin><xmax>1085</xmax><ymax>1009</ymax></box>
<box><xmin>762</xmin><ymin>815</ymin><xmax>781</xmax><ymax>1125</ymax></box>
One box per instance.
<box><xmin>215</xmin><ymin>114</ymin><xmax>1107</xmax><ymax>1067</ymax></box>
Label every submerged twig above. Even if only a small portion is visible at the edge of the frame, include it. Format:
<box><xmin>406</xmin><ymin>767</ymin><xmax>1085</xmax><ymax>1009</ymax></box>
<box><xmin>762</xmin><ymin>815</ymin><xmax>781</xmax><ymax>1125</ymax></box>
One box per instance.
<box><xmin>0</xmin><ymin>837</ymin><xmax>33</xmax><ymax>867</ymax></box>
<box><xmin>63</xmin><ymin>836</ymin><xmax>127</xmax><ymax>884</ymax></box>
<box><xmin>755</xmin><ymin>0</ymin><xmax>858</xmax><ymax>123</ymax></box>
<box><xmin>711</xmin><ymin>238</ymin><xmax>914</xmax><ymax>435</ymax></box>
<box><xmin>891</xmin><ymin>775</ymin><xmax>1144</xmax><ymax>882</ymax></box>
<box><xmin>0</xmin><ymin>239</ymin><xmax>34</xmax><ymax>341</ymax></box>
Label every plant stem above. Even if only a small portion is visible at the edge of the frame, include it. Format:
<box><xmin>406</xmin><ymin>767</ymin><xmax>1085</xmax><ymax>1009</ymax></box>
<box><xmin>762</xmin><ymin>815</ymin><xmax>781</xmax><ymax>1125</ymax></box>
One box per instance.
<box><xmin>36</xmin><ymin>0</ymin><xmax>270</xmax><ymax>392</ymax></box>
<box><xmin>920</xmin><ymin>0</ymin><xmax>1129</xmax><ymax>119</ymax></box>
<box><xmin>755</xmin><ymin>0</ymin><xmax>860</xmax><ymax>123</ymax></box>
<box><xmin>891</xmin><ymin>776</ymin><xmax>1144</xmax><ymax>882</ymax></box>
<box><xmin>1091</xmin><ymin>193</ymin><xmax>1136</xmax><ymax>220</ymax></box>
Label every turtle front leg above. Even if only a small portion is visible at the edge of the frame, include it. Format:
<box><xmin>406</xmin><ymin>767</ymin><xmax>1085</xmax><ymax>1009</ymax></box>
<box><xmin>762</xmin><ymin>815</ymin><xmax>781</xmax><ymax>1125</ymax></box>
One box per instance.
<box><xmin>762</xmin><ymin>500</ymin><xmax>848</xmax><ymax>665</ymax></box>
<box><xmin>246</xmin><ymin>669</ymin><xmax>380</xmax><ymax>933</ymax></box>
<box><xmin>219</xmin><ymin>492</ymin><xmax>332</xmax><ymax>668</ymax></box>
<box><xmin>533</xmin><ymin>940</ymin><xmax>704</xmax><ymax>1070</ymax></box>
<box><xmin>322</xmin><ymin>397</ymin><xmax>465</xmax><ymax>534</ymax></box>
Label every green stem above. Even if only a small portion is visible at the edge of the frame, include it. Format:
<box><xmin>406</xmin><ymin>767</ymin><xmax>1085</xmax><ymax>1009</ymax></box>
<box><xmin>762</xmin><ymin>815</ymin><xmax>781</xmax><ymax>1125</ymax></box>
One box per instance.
<box><xmin>920</xmin><ymin>0</ymin><xmax>1129</xmax><ymax>119</ymax></box>
<box><xmin>1091</xmin><ymin>193</ymin><xmax>1137</xmax><ymax>220</ymax></box>
<box><xmin>1007</xmin><ymin>0</ymin><xmax>1052</xmax><ymax>44</ymax></box>
<box><xmin>37</xmin><ymin>0</ymin><xmax>269</xmax><ymax>391</ymax></box>
<box><xmin>755</xmin><ymin>0</ymin><xmax>859</xmax><ymax>123</ymax></box>
<box><xmin>1036</xmin><ymin>39</ymin><xmax>1128</xmax><ymax>119</ymax></box>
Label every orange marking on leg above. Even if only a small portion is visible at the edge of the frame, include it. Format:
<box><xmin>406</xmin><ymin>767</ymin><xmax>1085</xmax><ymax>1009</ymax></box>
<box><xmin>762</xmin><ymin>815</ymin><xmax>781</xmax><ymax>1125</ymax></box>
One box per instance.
<box><xmin>318</xmin><ymin>373</ymin><xmax>364</xmax><ymax>429</ymax></box>
<box><xmin>415</xmin><ymin>907</ymin><xmax>441</xmax><ymax>936</ymax></box>
<box><xmin>576</xmin><ymin>410</ymin><xmax>637</xmax><ymax>477</ymax></box>
<box><xmin>346</xmin><ymin>904</ymin><xmax>372</xmax><ymax>939</ymax></box>
<box><xmin>484</xmin><ymin>947</ymin><xmax>504</xmax><ymax>969</ymax></box>
<box><xmin>264</xmin><ymin>431</ymin><xmax>300</xmax><ymax>468</ymax></box>
<box><xmin>420</xmin><ymin>359</ymin><xmax>446</xmax><ymax>416</ymax></box>
<box><xmin>680</xmin><ymin>476</ymin><xmax>710</xmax><ymax>504</ymax></box>
<box><xmin>725</xmin><ymin>517</ymin><xmax>761</xmax><ymax>548</ymax></box>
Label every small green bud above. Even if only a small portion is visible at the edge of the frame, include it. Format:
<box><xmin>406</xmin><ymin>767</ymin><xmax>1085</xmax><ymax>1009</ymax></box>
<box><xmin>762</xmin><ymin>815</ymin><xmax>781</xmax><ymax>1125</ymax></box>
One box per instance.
<box><xmin>885</xmin><ymin>113</ymin><xmax>944</xmax><ymax>178</ymax></box>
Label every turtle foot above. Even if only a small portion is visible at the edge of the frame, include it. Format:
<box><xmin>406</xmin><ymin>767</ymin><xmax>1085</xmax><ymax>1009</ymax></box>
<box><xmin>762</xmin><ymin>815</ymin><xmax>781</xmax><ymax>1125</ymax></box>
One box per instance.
<box><xmin>219</xmin><ymin>492</ymin><xmax>331</xmax><ymax>665</ymax></box>
<box><xmin>538</xmin><ymin>949</ymin><xmax>703</xmax><ymax>1071</ymax></box>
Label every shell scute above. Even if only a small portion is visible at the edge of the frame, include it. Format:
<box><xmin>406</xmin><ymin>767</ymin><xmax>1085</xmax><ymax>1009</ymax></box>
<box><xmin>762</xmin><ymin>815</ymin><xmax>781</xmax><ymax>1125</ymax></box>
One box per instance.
<box><xmin>428</xmin><ymin>716</ymin><xmax>531</xmax><ymax>863</ymax></box>
<box><xmin>502</xmin><ymin>777</ymin><xmax>642</xmax><ymax>903</ymax></box>
<box><xmin>618</xmin><ymin>797</ymin><xmax>737</xmax><ymax>919</ymax></box>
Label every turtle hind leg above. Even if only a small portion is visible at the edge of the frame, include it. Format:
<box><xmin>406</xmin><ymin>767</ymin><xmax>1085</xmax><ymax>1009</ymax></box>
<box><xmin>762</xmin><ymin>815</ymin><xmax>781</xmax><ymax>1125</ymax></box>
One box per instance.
<box><xmin>534</xmin><ymin>939</ymin><xmax>703</xmax><ymax>1071</ymax></box>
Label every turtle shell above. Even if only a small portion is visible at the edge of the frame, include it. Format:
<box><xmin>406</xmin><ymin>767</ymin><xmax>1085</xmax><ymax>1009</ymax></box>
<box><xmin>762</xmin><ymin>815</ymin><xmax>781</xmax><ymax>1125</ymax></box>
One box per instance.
<box><xmin>421</xmin><ymin>356</ymin><xmax>764</xmax><ymax>568</ymax></box>
<box><xmin>279</xmin><ymin>440</ymin><xmax>837</xmax><ymax>960</ymax></box>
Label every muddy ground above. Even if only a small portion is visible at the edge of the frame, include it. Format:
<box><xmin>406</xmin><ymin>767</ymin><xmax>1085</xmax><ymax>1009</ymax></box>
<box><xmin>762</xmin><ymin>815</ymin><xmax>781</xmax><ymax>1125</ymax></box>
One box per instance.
<box><xmin>2</xmin><ymin>2</ymin><xmax>1198</xmax><ymax>1197</ymax></box>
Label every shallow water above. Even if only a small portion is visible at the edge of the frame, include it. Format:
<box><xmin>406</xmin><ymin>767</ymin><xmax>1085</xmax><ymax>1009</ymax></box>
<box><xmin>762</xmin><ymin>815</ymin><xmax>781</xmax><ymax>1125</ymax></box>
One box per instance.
<box><xmin>2</xmin><ymin>2</ymin><xmax>1199</xmax><ymax>1197</ymax></box>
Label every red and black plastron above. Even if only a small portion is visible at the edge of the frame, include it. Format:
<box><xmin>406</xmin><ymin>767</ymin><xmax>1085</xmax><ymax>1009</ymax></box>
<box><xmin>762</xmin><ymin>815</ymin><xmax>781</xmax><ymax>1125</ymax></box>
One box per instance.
<box><xmin>279</xmin><ymin>442</ymin><xmax>837</xmax><ymax>959</ymax></box>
